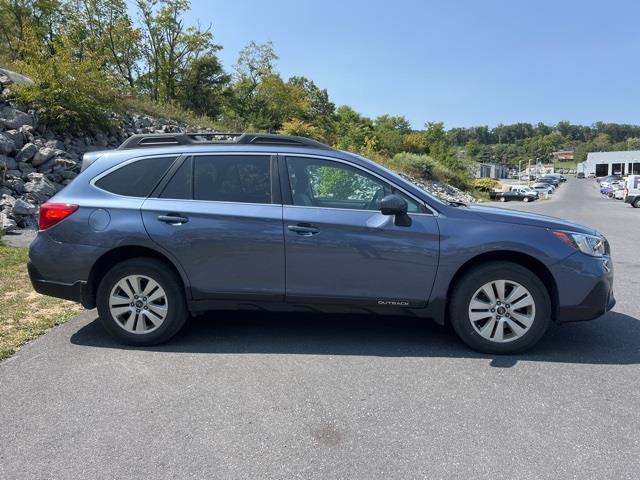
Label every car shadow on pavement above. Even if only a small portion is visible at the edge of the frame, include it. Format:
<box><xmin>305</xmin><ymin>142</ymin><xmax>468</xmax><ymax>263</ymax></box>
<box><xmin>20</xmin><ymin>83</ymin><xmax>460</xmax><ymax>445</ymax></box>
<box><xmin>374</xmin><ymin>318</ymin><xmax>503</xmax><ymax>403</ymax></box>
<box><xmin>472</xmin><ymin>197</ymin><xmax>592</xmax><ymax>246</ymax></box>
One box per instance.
<box><xmin>70</xmin><ymin>310</ymin><xmax>640</xmax><ymax>367</ymax></box>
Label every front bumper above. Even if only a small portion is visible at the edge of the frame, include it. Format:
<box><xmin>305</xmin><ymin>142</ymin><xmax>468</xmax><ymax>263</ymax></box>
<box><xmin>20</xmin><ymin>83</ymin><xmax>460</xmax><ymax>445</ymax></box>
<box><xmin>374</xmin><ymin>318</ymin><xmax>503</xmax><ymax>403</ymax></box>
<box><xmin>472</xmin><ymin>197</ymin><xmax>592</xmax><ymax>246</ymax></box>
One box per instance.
<box><xmin>552</xmin><ymin>253</ymin><xmax>615</xmax><ymax>323</ymax></box>
<box><xmin>556</xmin><ymin>277</ymin><xmax>615</xmax><ymax>322</ymax></box>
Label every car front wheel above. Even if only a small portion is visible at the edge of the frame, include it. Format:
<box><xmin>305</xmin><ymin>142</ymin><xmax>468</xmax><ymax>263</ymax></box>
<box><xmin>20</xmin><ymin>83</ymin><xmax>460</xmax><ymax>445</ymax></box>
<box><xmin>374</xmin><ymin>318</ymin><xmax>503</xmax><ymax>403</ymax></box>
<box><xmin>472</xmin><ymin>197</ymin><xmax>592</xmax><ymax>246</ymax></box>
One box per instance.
<box><xmin>97</xmin><ymin>258</ymin><xmax>188</xmax><ymax>346</ymax></box>
<box><xmin>449</xmin><ymin>262</ymin><xmax>551</xmax><ymax>354</ymax></box>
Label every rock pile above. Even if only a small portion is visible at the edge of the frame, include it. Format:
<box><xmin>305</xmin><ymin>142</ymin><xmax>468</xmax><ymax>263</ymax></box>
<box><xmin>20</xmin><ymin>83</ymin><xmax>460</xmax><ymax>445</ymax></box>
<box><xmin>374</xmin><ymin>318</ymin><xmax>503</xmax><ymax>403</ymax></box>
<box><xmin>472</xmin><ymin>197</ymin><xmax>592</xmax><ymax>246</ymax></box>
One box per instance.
<box><xmin>0</xmin><ymin>73</ymin><xmax>215</xmax><ymax>232</ymax></box>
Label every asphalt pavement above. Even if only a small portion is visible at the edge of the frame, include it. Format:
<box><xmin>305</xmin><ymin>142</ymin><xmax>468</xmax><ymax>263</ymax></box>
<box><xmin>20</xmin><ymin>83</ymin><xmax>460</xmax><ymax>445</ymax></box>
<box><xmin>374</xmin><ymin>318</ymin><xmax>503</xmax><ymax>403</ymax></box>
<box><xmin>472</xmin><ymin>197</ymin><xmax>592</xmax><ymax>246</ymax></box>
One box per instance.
<box><xmin>1</xmin><ymin>177</ymin><xmax>638</xmax><ymax>479</ymax></box>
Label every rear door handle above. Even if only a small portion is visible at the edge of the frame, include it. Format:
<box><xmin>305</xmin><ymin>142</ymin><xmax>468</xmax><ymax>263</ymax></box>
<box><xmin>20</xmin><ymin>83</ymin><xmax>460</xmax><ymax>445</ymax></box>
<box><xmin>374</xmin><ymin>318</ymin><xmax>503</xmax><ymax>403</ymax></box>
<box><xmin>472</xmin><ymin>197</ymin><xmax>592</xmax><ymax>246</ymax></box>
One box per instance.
<box><xmin>287</xmin><ymin>224</ymin><xmax>319</xmax><ymax>236</ymax></box>
<box><xmin>158</xmin><ymin>214</ymin><xmax>189</xmax><ymax>225</ymax></box>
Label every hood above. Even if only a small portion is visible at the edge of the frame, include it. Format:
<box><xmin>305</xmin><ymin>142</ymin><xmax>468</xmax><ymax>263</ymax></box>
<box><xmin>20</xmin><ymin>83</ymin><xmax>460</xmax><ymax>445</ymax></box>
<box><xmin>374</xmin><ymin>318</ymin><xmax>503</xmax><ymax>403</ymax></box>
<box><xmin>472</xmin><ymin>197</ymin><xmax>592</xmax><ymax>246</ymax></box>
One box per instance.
<box><xmin>466</xmin><ymin>204</ymin><xmax>599</xmax><ymax>235</ymax></box>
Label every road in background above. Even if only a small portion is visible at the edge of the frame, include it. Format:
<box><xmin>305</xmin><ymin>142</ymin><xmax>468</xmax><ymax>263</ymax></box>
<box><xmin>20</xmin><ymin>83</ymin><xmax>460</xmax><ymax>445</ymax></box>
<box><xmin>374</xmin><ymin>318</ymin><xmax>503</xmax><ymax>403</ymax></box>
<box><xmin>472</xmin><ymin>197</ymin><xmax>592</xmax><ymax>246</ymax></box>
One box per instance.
<box><xmin>1</xmin><ymin>177</ymin><xmax>639</xmax><ymax>480</ymax></box>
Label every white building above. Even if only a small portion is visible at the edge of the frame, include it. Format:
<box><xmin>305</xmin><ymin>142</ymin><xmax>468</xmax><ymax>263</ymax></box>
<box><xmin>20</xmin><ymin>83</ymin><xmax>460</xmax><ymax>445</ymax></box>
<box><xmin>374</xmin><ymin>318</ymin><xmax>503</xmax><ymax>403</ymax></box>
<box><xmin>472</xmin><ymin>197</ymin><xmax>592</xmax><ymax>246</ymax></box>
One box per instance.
<box><xmin>577</xmin><ymin>151</ymin><xmax>640</xmax><ymax>177</ymax></box>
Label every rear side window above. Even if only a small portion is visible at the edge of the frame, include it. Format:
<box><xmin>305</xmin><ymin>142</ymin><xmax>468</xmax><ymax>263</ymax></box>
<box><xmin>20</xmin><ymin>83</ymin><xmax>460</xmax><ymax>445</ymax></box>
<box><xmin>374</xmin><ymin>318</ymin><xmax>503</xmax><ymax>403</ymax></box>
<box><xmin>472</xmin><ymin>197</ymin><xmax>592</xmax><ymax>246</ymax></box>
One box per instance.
<box><xmin>193</xmin><ymin>155</ymin><xmax>271</xmax><ymax>204</ymax></box>
<box><xmin>95</xmin><ymin>156</ymin><xmax>175</xmax><ymax>197</ymax></box>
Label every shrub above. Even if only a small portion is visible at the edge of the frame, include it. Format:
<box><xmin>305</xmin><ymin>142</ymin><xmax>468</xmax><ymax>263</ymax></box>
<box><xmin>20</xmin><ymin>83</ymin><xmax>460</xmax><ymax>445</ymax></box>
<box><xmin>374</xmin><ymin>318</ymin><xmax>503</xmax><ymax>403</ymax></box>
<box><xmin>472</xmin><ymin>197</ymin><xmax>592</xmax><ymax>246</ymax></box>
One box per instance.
<box><xmin>12</xmin><ymin>35</ymin><xmax>120</xmax><ymax>133</ymax></box>
<box><xmin>472</xmin><ymin>177</ymin><xmax>501</xmax><ymax>192</ymax></box>
<box><xmin>432</xmin><ymin>163</ymin><xmax>472</xmax><ymax>190</ymax></box>
<box><xmin>386</xmin><ymin>152</ymin><xmax>435</xmax><ymax>178</ymax></box>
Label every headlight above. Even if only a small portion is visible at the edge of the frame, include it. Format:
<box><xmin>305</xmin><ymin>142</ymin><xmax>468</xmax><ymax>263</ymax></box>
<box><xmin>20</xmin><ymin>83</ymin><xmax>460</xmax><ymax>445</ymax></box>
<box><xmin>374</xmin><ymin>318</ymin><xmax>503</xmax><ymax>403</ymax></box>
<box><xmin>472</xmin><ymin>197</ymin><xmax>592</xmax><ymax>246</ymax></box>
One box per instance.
<box><xmin>551</xmin><ymin>230</ymin><xmax>607</xmax><ymax>257</ymax></box>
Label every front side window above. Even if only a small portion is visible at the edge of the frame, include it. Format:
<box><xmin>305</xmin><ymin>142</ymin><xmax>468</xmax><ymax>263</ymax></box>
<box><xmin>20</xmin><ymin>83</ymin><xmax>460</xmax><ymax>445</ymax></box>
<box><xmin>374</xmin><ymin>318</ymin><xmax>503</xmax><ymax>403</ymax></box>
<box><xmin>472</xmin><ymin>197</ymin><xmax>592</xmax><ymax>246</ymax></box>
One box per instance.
<box><xmin>286</xmin><ymin>156</ymin><xmax>424</xmax><ymax>212</ymax></box>
<box><xmin>95</xmin><ymin>156</ymin><xmax>176</xmax><ymax>197</ymax></box>
<box><xmin>193</xmin><ymin>155</ymin><xmax>271</xmax><ymax>204</ymax></box>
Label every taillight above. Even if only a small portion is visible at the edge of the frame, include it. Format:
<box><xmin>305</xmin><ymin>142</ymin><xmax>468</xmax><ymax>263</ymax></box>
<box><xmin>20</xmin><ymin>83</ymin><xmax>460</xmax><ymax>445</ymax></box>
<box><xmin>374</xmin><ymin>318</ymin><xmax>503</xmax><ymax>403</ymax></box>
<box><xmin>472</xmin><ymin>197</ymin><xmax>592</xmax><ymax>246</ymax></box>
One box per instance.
<box><xmin>38</xmin><ymin>203</ymin><xmax>79</xmax><ymax>230</ymax></box>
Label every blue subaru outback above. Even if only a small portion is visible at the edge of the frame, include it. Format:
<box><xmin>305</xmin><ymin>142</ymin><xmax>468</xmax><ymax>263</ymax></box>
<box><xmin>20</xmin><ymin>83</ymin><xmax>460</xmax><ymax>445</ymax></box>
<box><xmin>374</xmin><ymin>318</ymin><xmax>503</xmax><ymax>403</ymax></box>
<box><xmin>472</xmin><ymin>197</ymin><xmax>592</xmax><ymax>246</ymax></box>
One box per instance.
<box><xmin>28</xmin><ymin>133</ymin><xmax>615</xmax><ymax>353</ymax></box>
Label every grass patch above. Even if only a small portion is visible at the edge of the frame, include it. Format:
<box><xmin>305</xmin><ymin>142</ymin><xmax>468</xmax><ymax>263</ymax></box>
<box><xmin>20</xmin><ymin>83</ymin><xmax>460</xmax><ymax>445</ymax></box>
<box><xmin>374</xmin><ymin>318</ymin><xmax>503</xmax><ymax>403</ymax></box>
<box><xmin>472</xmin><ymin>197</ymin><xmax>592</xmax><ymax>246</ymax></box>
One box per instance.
<box><xmin>0</xmin><ymin>244</ymin><xmax>81</xmax><ymax>361</ymax></box>
<box><xmin>123</xmin><ymin>97</ymin><xmax>223</xmax><ymax>131</ymax></box>
<box><xmin>555</xmin><ymin>160</ymin><xmax>577</xmax><ymax>170</ymax></box>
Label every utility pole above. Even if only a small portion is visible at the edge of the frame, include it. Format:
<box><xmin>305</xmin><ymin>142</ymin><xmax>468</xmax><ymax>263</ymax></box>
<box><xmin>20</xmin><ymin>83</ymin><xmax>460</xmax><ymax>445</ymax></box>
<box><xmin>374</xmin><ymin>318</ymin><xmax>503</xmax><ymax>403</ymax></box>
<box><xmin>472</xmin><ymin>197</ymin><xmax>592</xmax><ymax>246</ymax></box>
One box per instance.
<box><xmin>519</xmin><ymin>160</ymin><xmax>522</xmax><ymax>183</ymax></box>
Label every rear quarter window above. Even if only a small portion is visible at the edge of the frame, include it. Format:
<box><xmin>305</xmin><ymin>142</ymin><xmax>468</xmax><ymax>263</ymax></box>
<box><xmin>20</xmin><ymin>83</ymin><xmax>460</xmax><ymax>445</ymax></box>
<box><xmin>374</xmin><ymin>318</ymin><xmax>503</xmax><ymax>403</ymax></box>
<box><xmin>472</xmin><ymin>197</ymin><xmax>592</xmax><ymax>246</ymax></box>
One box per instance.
<box><xmin>95</xmin><ymin>156</ymin><xmax>176</xmax><ymax>197</ymax></box>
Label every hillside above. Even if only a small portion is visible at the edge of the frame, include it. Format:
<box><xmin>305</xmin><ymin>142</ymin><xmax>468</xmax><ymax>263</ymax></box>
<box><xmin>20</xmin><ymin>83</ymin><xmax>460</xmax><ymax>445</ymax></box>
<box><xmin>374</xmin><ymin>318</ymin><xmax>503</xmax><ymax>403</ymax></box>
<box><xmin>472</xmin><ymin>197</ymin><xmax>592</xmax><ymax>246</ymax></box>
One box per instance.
<box><xmin>0</xmin><ymin>72</ymin><xmax>476</xmax><ymax>233</ymax></box>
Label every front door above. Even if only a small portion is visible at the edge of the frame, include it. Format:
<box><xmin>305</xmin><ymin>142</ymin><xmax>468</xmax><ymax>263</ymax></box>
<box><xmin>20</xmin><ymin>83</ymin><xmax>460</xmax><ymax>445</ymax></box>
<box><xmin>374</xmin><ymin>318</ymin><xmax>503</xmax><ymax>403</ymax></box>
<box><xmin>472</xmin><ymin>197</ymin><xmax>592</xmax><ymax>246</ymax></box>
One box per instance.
<box><xmin>282</xmin><ymin>155</ymin><xmax>439</xmax><ymax>308</ymax></box>
<box><xmin>141</xmin><ymin>154</ymin><xmax>285</xmax><ymax>301</ymax></box>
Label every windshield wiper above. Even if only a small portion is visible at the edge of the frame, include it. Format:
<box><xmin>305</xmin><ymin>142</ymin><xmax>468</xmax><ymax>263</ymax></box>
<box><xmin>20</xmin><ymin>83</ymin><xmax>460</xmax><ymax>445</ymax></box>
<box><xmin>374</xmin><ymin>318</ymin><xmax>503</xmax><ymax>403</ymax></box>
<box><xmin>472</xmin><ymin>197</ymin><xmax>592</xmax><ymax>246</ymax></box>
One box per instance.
<box><xmin>447</xmin><ymin>200</ymin><xmax>468</xmax><ymax>207</ymax></box>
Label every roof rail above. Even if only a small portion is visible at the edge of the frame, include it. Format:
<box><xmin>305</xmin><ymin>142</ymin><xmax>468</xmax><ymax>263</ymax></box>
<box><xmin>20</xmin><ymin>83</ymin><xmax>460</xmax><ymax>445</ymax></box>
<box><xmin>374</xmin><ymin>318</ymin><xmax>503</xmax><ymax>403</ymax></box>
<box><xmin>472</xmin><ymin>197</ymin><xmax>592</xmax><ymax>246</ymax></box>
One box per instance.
<box><xmin>117</xmin><ymin>132</ymin><xmax>333</xmax><ymax>150</ymax></box>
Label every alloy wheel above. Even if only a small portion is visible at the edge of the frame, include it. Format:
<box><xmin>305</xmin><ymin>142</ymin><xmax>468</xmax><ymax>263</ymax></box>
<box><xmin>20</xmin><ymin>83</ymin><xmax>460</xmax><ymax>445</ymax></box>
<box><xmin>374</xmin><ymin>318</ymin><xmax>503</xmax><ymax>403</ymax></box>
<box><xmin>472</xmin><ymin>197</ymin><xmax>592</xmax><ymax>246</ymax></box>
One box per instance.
<box><xmin>468</xmin><ymin>280</ymin><xmax>536</xmax><ymax>343</ymax></box>
<box><xmin>109</xmin><ymin>275</ymin><xmax>168</xmax><ymax>334</ymax></box>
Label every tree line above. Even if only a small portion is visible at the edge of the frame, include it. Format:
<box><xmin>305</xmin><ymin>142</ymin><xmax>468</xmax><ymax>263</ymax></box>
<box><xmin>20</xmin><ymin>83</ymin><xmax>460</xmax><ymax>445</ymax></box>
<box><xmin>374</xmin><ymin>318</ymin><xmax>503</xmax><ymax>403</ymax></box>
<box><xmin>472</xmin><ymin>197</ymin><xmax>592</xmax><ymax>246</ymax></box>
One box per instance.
<box><xmin>1</xmin><ymin>0</ymin><xmax>639</xmax><ymax>178</ymax></box>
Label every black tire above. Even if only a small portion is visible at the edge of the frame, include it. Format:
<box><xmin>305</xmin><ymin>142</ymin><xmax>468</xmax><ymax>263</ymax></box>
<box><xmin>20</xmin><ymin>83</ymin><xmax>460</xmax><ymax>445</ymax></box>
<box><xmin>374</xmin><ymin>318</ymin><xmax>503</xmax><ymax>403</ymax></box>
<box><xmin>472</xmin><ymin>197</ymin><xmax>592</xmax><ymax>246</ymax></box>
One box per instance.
<box><xmin>97</xmin><ymin>257</ymin><xmax>188</xmax><ymax>346</ymax></box>
<box><xmin>449</xmin><ymin>262</ymin><xmax>551</xmax><ymax>354</ymax></box>
<box><xmin>499</xmin><ymin>197</ymin><xmax>506</xmax><ymax>202</ymax></box>
<box><xmin>633</xmin><ymin>198</ymin><xmax>640</xmax><ymax>208</ymax></box>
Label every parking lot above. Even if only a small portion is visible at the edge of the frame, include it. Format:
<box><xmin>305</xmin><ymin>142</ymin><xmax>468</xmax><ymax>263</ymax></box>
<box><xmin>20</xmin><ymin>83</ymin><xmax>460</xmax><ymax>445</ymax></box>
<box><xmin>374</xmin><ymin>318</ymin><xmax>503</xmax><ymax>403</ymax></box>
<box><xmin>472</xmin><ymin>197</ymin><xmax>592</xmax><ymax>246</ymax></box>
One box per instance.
<box><xmin>1</xmin><ymin>177</ymin><xmax>639</xmax><ymax>480</ymax></box>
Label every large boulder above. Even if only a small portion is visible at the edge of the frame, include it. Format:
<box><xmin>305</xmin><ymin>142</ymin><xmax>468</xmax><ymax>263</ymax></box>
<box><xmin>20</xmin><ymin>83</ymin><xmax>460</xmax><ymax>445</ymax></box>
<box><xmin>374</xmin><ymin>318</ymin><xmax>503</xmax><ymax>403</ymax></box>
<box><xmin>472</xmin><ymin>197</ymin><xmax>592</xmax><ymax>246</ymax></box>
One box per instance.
<box><xmin>0</xmin><ymin>154</ymin><xmax>18</xmax><ymax>170</ymax></box>
<box><xmin>18</xmin><ymin>161</ymin><xmax>36</xmax><ymax>177</ymax></box>
<box><xmin>0</xmin><ymin>193</ymin><xmax>16</xmax><ymax>210</ymax></box>
<box><xmin>32</xmin><ymin>147</ymin><xmax>61</xmax><ymax>167</ymax></box>
<box><xmin>0</xmin><ymin>211</ymin><xmax>18</xmax><ymax>233</ymax></box>
<box><xmin>5</xmin><ymin>178</ymin><xmax>24</xmax><ymax>194</ymax></box>
<box><xmin>11</xmin><ymin>198</ymin><xmax>37</xmax><ymax>215</ymax></box>
<box><xmin>0</xmin><ymin>68</ymin><xmax>34</xmax><ymax>86</ymax></box>
<box><xmin>44</xmin><ymin>139</ymin><xmax>66</xmax><ymax>150</ymax></box>
<box><xmin>19</xmin><ymin>125</ymin><xmax>34</xmax><ymax>143</ymax></box>
<box><xmin>3</xmin><ymin>129</ymin><xmax>24</xmax><ymax>149</ymax></box>
<box><xmin>0</xmin><ymin>105</ymin><xmax>33</xmax><ymax>129</ymax></box>
<box><xmin>15</xmin><ymin>142</ymin><xmax>38</xmax><ymax>163</ymax></box>
<box><xmin>23</xmin><ymin>172</ymin><xmax>56</xmax><ymax>203</ymax></box>
<box><xmin>0</xmin><ymin>133</ymin><xmax>16</xmax><ymax>154</ymax></box>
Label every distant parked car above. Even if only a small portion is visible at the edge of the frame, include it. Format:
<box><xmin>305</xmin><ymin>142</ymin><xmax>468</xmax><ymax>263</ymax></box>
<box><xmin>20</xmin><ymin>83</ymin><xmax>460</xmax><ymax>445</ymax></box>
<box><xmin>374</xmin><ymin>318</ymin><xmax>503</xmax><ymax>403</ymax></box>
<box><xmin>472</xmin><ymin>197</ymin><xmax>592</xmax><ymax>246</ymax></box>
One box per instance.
<box><xmin>624</xmin><ymin>175</ymin><xmax>640</xmax><ymax>208</ymax></box>
<box><xmin>577</xmin><ymin>172</ymin><xmax>585</xmax><ymax>179</ymax></box>
<box><xmin>588</xmin><ymin>172</ymin><xmax>596</xmax><ymax>178</ymax></box>
<box><xmin>600</xmin><ymin>185</ymin><xmax>613</xmax><ymax>196</ymax></box>
<box><xmin>537</xmin><ymin>176</ymin><xmax>560</xmax><ymax>187</ymax></box>
<box><xmin>613</xmin><ymin>186</ymin><xmax>625</xmax><ymax>200</ymax></box>
<box><xmin>490</xmin><ymin>186</ymin><xmax>539</xmax><ymax>202</ymax></box>
<box><xmin>597</xmin><ymin>175</ymin><xmax>621</xmax><ymax>184</ymax></box>
<box><xmin>532</xmin><ymin>183</ymin><xmax>554</xmax><ymax>195</ymax></box>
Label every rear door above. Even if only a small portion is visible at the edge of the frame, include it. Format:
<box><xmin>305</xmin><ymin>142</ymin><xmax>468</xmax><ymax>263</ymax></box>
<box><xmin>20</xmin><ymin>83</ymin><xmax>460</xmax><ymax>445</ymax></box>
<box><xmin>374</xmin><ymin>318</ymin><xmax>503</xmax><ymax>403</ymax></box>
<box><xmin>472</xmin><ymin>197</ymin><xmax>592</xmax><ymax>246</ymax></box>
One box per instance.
<box><xmin>281</xmin><ymin>154</ymin><xmax>440</xmax><ymax>307</ymax></box>
<box><xmin>141</xmin><ymin>153</ymin><xmax>285</xmax><ymax>301</ymax></box>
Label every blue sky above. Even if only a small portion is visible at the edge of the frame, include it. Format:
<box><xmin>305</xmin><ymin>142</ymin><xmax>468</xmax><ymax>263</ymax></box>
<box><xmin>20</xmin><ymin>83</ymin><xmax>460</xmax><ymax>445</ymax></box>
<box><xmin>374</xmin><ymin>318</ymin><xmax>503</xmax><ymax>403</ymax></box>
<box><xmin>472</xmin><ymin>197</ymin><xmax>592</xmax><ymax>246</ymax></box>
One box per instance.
<box><xmin>183</xmin><ymin>0</ymin><xmax>639</xmax><ymax>129</ymax></box>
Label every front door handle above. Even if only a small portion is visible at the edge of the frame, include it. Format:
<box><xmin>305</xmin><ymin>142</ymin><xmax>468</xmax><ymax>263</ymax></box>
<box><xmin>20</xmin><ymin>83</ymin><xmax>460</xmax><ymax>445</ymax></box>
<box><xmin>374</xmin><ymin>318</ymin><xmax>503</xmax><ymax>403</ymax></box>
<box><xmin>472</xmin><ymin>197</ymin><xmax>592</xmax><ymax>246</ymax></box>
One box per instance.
<box><xmin>158</xmin><ymin>214</ymin><xmax>189</xmax><ymax>225</ymax></box>
<box><xmin>287</xmin><ymin>224</ymin><xmax>320</xmax><ymax>236</ymax></box>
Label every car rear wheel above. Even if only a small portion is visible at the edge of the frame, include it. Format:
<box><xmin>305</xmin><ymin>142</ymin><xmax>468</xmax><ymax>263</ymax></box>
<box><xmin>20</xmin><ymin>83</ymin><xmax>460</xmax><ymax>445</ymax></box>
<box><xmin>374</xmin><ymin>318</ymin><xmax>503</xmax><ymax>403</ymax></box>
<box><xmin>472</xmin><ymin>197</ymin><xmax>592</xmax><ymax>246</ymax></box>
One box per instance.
<box><xmin>499</xmin><ymin>197</ymin><xmax>506</xmax><ymax>202</ymax></box>
<box><xmin>97</xmin><ymin>258</ymin><xmax>188</xmax><ymax>345</ymax></box>
<box><xmin>633</xmin><ymin>198</ymin><xmax>640</xmax><ymax>208</ymax></box>
<box><xmin>449</xmin><ymin>262</ymin><xmax>551</xmax><ymax>354</ymax></box>
<box><xmin>523</xmin><ymin>197</ymin><xmax>530</xmax><ymax>203</ymax></box>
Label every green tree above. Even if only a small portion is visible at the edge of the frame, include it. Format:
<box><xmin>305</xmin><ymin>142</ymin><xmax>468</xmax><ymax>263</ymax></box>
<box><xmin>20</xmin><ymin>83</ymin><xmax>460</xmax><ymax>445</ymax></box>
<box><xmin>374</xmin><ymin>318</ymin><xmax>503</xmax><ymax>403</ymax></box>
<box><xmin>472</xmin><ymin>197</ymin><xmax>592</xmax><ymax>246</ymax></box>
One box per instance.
<box><xmin>176</xmin><ymin>54</ymin><xmax>230</xmax><ymax>118</ymax></box>
<box><xmin>0</xmin><ymin>0</ymin><xmax>66</xmax><ymax>62</ymax></box>
<box><xmin>137</xmin><ymin>0</ymin><xmax>217</xmax><ymax>102</ymax></box>
<box><xmin>68</xmin><ymin>0</ymin><xmax>141</xmax><ymax>90</ymax></box>
<box><xmin>333</xmin><ymin>105</ymin><xmax>373</xmax><ymax>151</ymax></box>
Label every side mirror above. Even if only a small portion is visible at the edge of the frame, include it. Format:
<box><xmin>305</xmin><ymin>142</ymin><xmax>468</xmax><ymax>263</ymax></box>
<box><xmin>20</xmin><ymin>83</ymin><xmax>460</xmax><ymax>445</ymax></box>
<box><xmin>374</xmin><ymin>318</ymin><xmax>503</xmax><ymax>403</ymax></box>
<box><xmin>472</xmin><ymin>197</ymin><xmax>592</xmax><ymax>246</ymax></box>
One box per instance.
<box><xmin>380</xmin><ymin>194</ymin><xmax>408</xmax><ymax>215</ymax></box>
<box><xmin>380</xmin><ymin>194</ymin><xmax>411</xmax><ymax>226</ymax></box>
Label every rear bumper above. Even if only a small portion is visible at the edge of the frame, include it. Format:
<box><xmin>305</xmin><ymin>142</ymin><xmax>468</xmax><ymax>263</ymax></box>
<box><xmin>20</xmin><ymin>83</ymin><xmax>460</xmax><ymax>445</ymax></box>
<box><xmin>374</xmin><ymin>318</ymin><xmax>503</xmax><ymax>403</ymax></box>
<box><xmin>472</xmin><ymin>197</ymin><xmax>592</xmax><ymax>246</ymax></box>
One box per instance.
<box><xmin>28</xmin><ymin>260</ymin><xmax>87</xmax><ymax>304</ymax></box>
